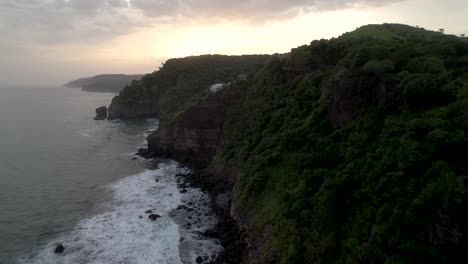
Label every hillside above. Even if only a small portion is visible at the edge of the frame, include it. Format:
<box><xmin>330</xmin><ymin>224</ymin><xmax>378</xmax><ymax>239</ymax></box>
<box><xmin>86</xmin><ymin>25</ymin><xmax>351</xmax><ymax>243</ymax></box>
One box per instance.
<box><xmin>65</xmin><ymin>74</ymin><xmax>144</xmax><ymax>93</ymax></box>
<box><xmin>107</xmin><ymin>54</ymin><xmax>271</xmax><ymax>120</ymax></box>
<box><xmin>109</xmin><ymin>24</ymin><xmax>468</xmax><ymax>263</ymax></box>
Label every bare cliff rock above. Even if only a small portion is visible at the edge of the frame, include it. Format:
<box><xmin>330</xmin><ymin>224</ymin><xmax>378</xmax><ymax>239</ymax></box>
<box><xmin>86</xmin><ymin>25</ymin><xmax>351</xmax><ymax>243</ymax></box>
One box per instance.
<box><xmin>329</xmin><ymin>73</ymin><xmax>397</xmax><ymax>127</ymax></box>
<box><xmin>107</xmin><ymin>96</ymin><xmax>156</xmax><ymax>120</ymax></box>
<box><xmin>147</xmin><ymin>92</ymin><xmax>228</xmax><ymax>169</ymax></box>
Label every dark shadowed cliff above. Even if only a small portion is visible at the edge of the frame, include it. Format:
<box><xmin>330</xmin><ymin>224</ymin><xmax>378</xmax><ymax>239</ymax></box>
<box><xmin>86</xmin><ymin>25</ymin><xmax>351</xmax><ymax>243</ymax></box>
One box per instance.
<box><xmin>108</xmin><ymin>24</ymin><xmax>468</xmax><ymax>264</ymax></box>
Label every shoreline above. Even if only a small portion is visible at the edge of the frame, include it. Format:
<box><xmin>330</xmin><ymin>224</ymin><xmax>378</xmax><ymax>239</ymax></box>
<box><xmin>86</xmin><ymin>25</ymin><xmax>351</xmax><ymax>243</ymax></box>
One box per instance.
<box><xmin>139</xmin><ymin>151</ymin><xmax>247</xmax><ymax>264</ymax></box>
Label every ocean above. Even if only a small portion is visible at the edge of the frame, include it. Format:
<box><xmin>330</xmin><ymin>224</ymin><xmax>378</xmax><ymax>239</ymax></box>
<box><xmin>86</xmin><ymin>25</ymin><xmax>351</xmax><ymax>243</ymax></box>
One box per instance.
<box><xmin>0</xmin><ymin>86</ymin><xmax>221</xmax><ymax>264</ymax></box>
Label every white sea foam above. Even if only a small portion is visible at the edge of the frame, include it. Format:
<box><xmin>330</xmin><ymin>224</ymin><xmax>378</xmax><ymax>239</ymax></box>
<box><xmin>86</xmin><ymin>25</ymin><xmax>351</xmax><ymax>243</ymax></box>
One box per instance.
<box><xmin>20</xmin><ymin>161</ymin><xmax>222</xmax><ymax>264</ymax></box>
<box><xmin>79</xmin><ymin>131</ymin><xmax>91</xmax><ymax>137</ymax></box>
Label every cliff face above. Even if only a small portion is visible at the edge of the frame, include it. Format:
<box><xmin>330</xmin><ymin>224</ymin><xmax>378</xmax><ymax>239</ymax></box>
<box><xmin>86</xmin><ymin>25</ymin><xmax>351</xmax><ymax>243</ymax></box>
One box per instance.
<box><xmin>147</xmin><ymin>92</ymin><xmax>227</xmax><ymax>168</ymax></box>
<box><xmin>107</xmin><ymin>94</ymin><xmax>156</xmax><ymax>120</ymax></box>
<box><xmin>329</xmin><ymin>73</ymin><xmax>396</xmax><ymax>127</ymax></box>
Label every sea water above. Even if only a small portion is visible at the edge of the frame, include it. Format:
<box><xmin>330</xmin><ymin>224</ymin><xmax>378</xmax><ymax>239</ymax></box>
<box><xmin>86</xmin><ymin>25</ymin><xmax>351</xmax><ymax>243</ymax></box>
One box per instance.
<box><xmin>0</xmin><ymin>86</ymin><xmax>222</xmax><ymax>264</ymax></box>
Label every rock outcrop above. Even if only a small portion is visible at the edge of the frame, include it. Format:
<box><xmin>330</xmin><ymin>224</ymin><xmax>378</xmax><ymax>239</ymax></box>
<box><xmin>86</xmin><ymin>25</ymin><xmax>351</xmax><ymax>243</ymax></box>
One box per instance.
<box><xmin>107</xmin><ymin>96</ymin><xmax>156</xmax><ymax>120</ymax></box>
<box><xmin>94</xmin><ymin>106</ymin><xmax>108</xmax><ymax>120</ymax></box>
<box><xmin>54</xmin><ymin>244</ymin><xmax>65</xmax><ymax>254</ymax></box>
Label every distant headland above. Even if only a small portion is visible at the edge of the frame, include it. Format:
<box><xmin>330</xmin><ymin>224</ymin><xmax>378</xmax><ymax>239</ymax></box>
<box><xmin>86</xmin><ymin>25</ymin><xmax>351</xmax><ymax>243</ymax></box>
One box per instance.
<box><xmin>65</xmin><ymin>74</ymin><xmax>144</xmax><ymax>93</ymax></box>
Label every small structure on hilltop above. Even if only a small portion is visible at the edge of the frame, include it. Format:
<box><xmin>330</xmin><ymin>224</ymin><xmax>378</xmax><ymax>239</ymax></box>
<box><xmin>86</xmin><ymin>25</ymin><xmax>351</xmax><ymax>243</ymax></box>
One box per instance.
<box><xmin>461</xmin><ymin>34</ymin><xmax>466</xmax><ymax>37</ymax></box>
<box><xmin>439</xmin><ymin>28</ymin><xmax>445</xmax><ymax>34</ymax></box>
<box><xmin>209</xmin><ymin>83</ymin><xmax>224</xmax><ymax>93</ymax></box>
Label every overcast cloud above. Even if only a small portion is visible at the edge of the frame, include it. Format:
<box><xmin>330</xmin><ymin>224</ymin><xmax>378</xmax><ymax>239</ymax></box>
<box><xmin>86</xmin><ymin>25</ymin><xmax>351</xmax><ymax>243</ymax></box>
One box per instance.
<box><xmin>3</xmin><ymin>0</ymin><xmax>467</xmax><ymax>86</ymax></box>
<box><xmin>0</xmin><ymin>0</ymin><xmax>404</xmax><ymax>43</ymax></box>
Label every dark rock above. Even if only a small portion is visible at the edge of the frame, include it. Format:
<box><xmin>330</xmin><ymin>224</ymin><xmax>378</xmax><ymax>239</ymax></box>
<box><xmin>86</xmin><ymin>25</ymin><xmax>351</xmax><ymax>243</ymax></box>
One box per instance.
<box><xmin>180</xmin><ymin>237</ymin><xmax>185</xmax><ymax>242</ymax></box>
<box><xmin>145</xmin><ymin>210</ymin><xmax>153</xmax><ymax>214</ymax></box>
<box><xmin>136</xmin><ymin>148</ymin><xmax>153</xmax><ymax>159</ymax></box>
<box><xmin>54</xmin><ymin>244</ymin><xmax>65</xmax><ymax>254</ymax></box>
<box><xmin>132</xmin><ymin>157</ymin><xmax>138</xmax><ymax>160</ymax></box>
<box><xmin>188</xmin><ymin>202</ymin><xmax>193</xmax><ymax>206</ymax></box>
<box><xmin>187</xmin><ymin>208</ymin><xmax>194</xmax><ymax>212</ymax></box>
<box><xmin>107</xmin><ymin>95</ymin><xmax>156</xmax><ymax>120</ymax></box>
<box><xmin>180</xmin><ymin>189</ymin><xmax>188</xmax><ymax>193</ymax></box>
<box><xmin>139</xmin><ymin>216</ymin><xmax>143</xmax><ymax>219</ymax></box>
<box><xmin>215</xmin><ymin>193</ymin><xmax>230</xmax><ymax>211</ymax></box>
<box><xmin>94</xmin><ymin>106</ymin><xmax>108</xmax><ymax>120</ymax></box>
<box><xmin>196</xmin><ymin>256</ymin><xmax>203</xmax><ymax>263</ymax></box>
<box><xmin>148</xmin><ymin>214</ymin><xmax>161</xmax><ymax>221</ymax></box>
<box><xmin>203</xmin><ymin>229</ymin><xmax>220</xmax><ymax>239</ymax></box>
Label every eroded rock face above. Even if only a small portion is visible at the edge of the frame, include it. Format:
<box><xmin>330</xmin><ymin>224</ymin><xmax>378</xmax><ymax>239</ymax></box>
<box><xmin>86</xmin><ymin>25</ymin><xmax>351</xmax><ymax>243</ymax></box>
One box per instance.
<box><xmin>94</xmin><ymin>106</ymin><xmax>108</xmax><ymax>120</ymax></box>
<box><xmin>107</xmin><ymin>97</ymin><xmax>156</xmax><ymax>120</ymax></box>
<box><xmin>328</xmin><ymin>73</ymin><xmax>396</xmax><ymax>127</ymax></box>
<box><xmin>147</xmin><ymin>92</ymin><xmax>227</xmax><ymax>169</ymax></box>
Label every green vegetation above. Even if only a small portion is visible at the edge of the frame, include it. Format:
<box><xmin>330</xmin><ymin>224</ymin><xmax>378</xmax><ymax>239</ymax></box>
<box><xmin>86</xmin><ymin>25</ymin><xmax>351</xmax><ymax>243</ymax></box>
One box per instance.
<box><xmin>115</xmin><ymin>23</ymin><xmax>468</xmax><ymax>263</ymax></box>
<box><xmin>215</xmin><ymin>24</ymin><xmax>468</xmax><ymax>263</ymax></box>
<box><xmin>110</xmin><ymin>54</ymin><xmax>270</xmax><ymax>123</ymax></box>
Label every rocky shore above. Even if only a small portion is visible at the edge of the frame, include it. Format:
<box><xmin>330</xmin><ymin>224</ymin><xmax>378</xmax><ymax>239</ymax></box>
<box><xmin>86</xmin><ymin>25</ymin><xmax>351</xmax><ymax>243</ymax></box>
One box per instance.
<box><xmin>138</xmin><ymin>152</ymin><xmax>247</xmax><ymax>264</ymax></box>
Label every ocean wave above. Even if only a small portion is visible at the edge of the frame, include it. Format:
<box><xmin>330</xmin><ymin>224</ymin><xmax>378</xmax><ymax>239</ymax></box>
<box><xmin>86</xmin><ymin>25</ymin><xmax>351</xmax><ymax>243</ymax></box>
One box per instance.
<box><xmin>19</xmin><ymin>161</ymin><xmax>221</xmax><ymax>264</ymax></box>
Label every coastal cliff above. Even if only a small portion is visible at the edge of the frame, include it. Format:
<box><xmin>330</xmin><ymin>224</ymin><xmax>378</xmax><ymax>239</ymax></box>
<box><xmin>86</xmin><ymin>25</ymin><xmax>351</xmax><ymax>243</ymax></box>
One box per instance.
<box><xmin>147</xmin><ymin>91</ymin><xmax>227</xmax><ymax>168</ymax></box>
<box><xmin>107</xmin><ymin>55</ymin><xmax>270</xmax><ymax>120</ymax></box>
<box><xmin>108</xmin><ymin>24</ymin><xmax>468</xmax><ymax>263</ymax></box>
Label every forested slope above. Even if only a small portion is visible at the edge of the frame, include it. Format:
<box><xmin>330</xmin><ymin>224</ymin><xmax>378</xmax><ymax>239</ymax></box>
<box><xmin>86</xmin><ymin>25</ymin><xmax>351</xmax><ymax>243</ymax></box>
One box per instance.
<box><xmin>111</xmin><ymin>23</ymin><xmax>468</xmax><ymax>263</ymax></box>
<box><xmin>218</xmin><ymin>23</ymin><xmax>468</xmax><ymax>263</ymax></box>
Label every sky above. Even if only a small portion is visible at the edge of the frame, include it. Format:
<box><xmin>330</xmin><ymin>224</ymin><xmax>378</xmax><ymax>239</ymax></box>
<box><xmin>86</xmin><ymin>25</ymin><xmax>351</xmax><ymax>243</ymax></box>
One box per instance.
<box><xmin>0</xmin><ymin>0</ymin><xmax>467</xmax><ymax>86</ymax></box>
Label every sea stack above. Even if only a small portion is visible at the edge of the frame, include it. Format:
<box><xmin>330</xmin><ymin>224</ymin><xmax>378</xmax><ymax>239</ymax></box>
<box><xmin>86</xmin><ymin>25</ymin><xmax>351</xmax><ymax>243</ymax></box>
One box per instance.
<box><xmin>94</xmin><ymin>106</ymin><xmax>108</xmax><ymax>120</ymax></box>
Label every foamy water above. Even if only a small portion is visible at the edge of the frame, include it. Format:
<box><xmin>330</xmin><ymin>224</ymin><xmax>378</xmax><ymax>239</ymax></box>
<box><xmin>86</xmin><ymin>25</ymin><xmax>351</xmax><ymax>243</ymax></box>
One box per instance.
<box><xmin>19</xmin><ymin>162</ymin><xmax>223</xmax><ymax>264</ymax></box>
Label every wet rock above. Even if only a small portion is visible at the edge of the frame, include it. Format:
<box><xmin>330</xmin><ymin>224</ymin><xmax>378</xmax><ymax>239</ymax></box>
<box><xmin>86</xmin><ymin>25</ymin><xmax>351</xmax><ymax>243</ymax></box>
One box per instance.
<box><xmin>187</xmin><ymin>208</ymin><xmax>194</xmax><ymax>212</ymax></box>
<box><xmin>215</xmin><ymin>193</ymin><xmax>230</xmax><ymax>211</ymax></box>
<box><xmin>203</xmin><ymin>229</ymin><xmax>220</xmax><ymax>239</ymax></box>
<box><xmin>148</xmin><ymin>214</ymin><xmax>161</xmax><ymax>221</ymax></box>
<box><xmin>145</xmin><ymin>210</ymin><xmax>153</xmax><ymax>214</ymax></box>
<box><xmin>132</xmin><ymin>157</ymin><xmax>138</xmax><ymax>160</ymax></box>
<box><xmin>179</xmin><ymin>237</ymin><xmax>185</xmax><ymax>242</ymax></box>
<box><xmin>180</xmin><ymin>189</ymin><xmax>188</xmax><ymax>193</ymax></box>
<box><xmin>177</xmin><ymin>205</ymin><xmax>188</xmax><ymax>211</ymax></box>
<box><xmin>196</xmin><ymin>256</ymin><xmax>203</xmax><ymax>263</ymax></box>
<box><xmin>54</xmin><ymin>244</ymin><xmax>65</xmax><ymax>254</ymax></box>
<box><xmin>188</xmin><ymin>202</ymin><xmax>193</xmax><ymax>206</ymax></box>
<box><xmin>136</xmin><ymin>148</ymin><xmax>153</xmax><ymax>159</ymax></box>
<box><xmin>94</xmin><ymin>106</ymin><xmax>108</xmax><ymax>120</ymax></box>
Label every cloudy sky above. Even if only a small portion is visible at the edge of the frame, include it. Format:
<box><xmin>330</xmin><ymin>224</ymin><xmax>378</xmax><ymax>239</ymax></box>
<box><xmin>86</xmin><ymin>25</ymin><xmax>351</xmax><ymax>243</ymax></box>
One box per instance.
<box><xmin>0</xmin><ymin>0</ymin><xmax>467</xmax><ymax>86</ymax></box>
